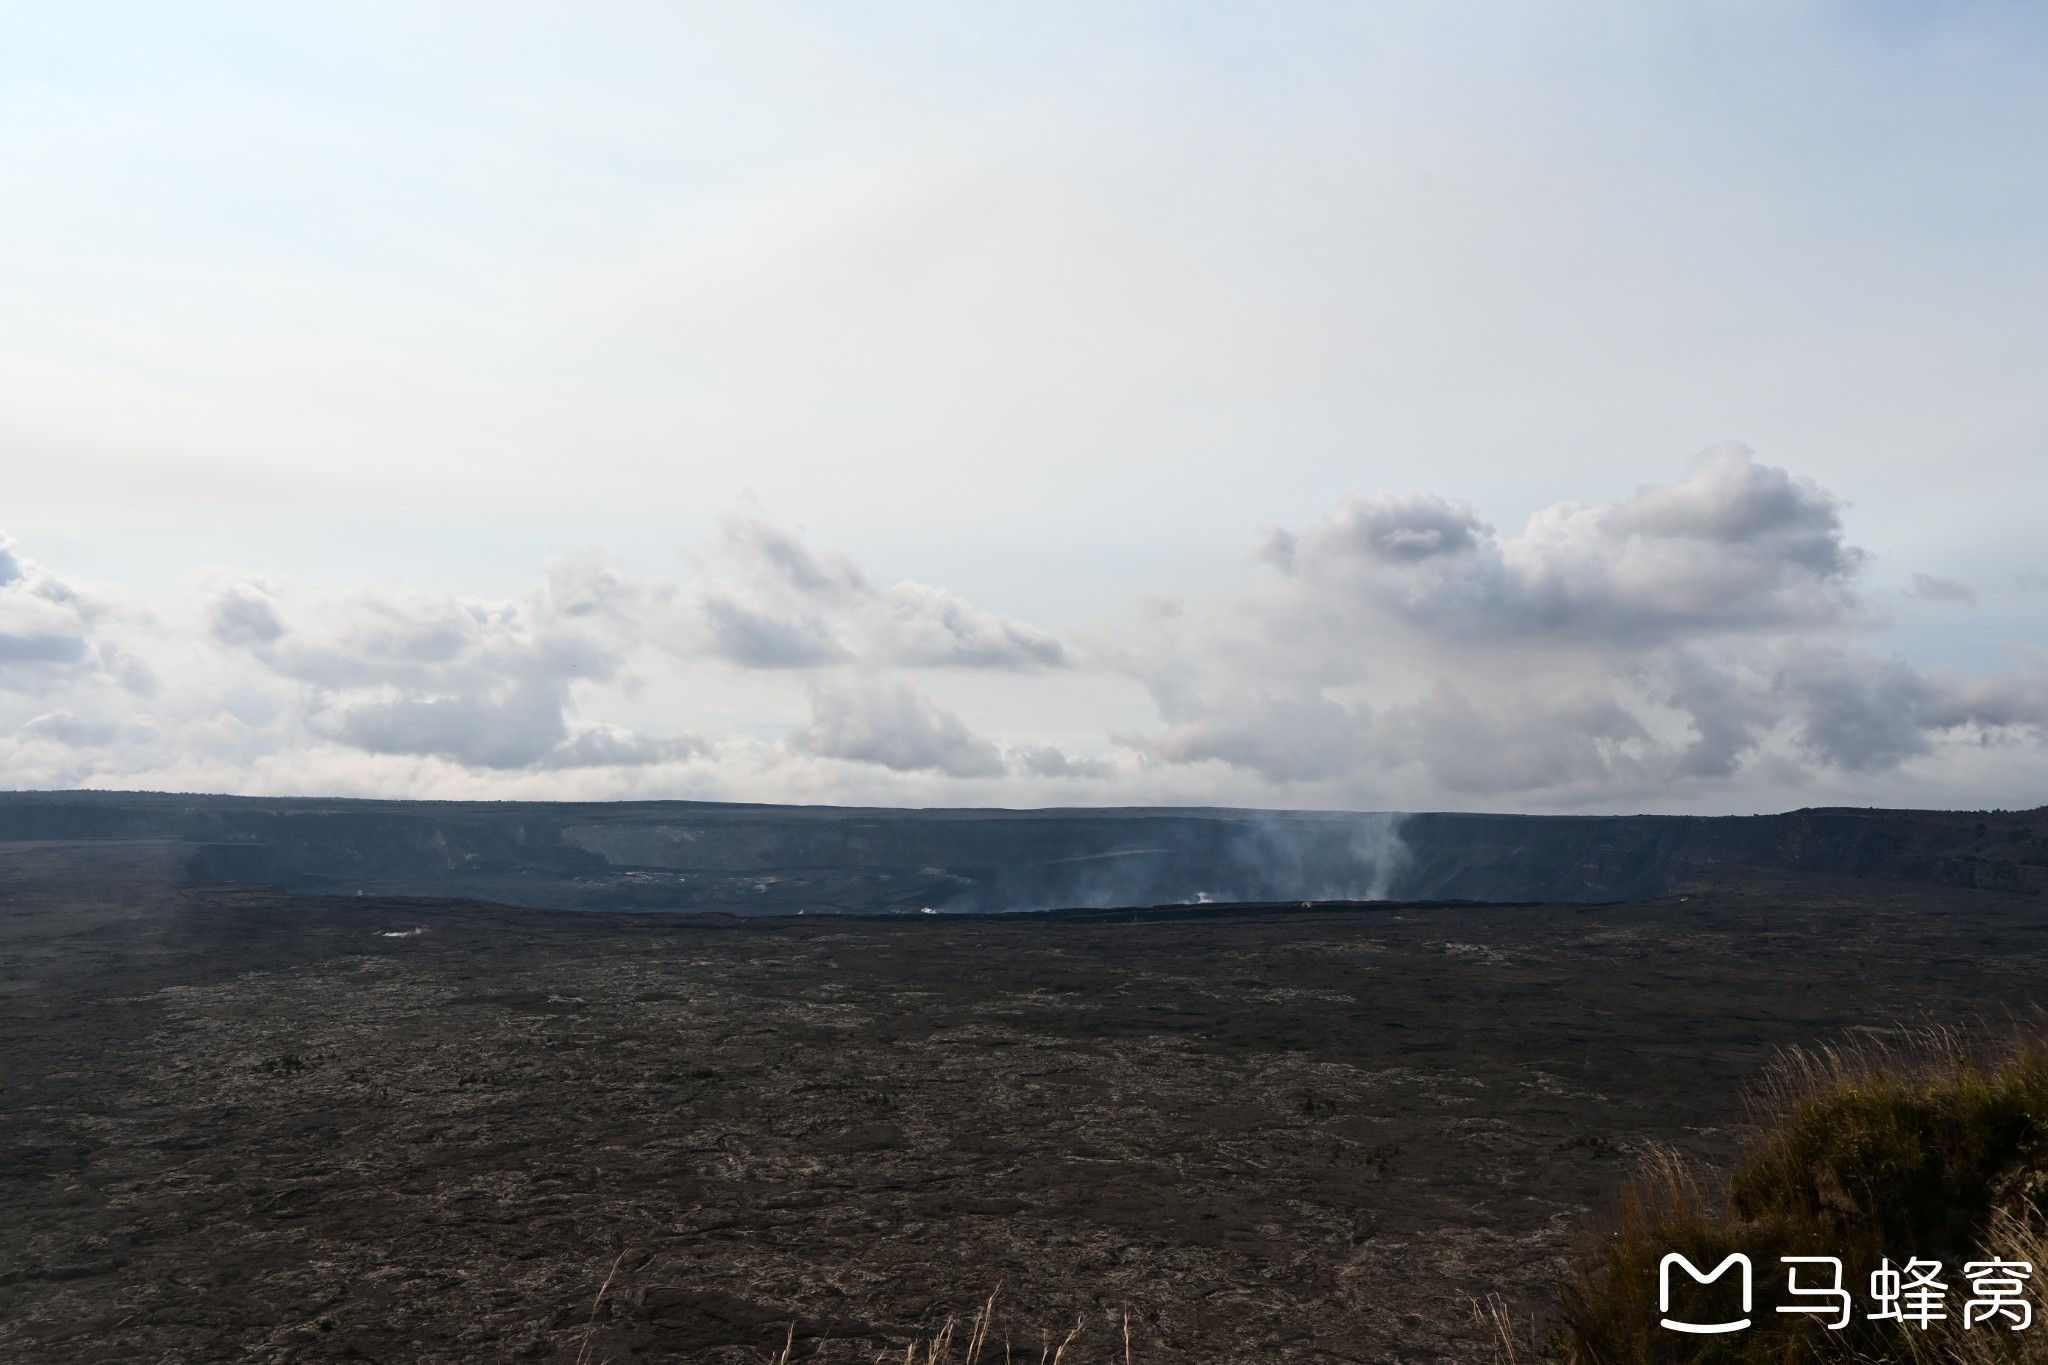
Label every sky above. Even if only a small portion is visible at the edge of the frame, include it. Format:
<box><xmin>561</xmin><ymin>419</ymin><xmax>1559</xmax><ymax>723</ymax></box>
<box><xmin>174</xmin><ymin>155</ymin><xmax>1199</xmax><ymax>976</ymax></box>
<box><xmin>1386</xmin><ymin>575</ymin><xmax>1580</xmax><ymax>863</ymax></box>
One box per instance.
<box><xmin>3</xmin><ymin>1</ymin><xmax>2046</xmax><ymax>814</ymax></box>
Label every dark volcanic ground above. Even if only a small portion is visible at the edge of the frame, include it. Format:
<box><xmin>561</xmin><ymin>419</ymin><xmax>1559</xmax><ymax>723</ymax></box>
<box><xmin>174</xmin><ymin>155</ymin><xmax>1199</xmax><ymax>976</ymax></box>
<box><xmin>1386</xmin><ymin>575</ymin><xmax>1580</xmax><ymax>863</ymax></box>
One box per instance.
<box><xmin>6</xmin><ymin>841</ymin><xmax>2048</xmax><ymax>1364</ymax></box>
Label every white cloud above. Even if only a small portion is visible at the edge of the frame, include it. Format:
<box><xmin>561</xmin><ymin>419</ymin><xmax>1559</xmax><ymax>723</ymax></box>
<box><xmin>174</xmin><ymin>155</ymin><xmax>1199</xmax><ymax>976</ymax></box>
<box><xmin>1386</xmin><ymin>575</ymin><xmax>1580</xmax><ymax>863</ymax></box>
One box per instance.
<box><xmin>1259</xmin><ymin>445</ymin><xmax>1864</xmax><ymax>646</ymax></box>
<box><xmin>1010</xmin><ymin>742</ymin><xmax>1115</xmax><ymax>781</ymax></box>
<box><xmin>0</xmin><ymin>535</ymin><xmax>153</xmax><ymax>698</ymax></box>
<box><xmin>21</xmin><ymin>710</ymin><xmax>122</xmax><ymax>748</ymax></box>
<box><xmin>1776</xmin><ymin>646</ymin><xmax>2048</xmax><ymax>773</ymax></box>
<box><xmin>3</xmin><ymin>448</ymin><xmax>2047</xmax><ymax>812</ymax></box>
<box><xmin>679</xmin><ymin>518</ymin><xmax>1066</xmax><ymax>671</ymax></box>
<box><xmin>1123</xmin><ymin>690</ymin><xmax>1369</xmax><ymax>785</ymax></box>
<box><xmin>0</xmin><ymin>518</ymin><xmax>1055</xmax><ymax>795</ymax></box>
<box><xmin>786</xmin><ymin>675</ymin><xmax>1006</xmax><ymax>778</ymax></box>
<box><xmin>1106</xmin><ymin>448</ymin><xmax>2048</xmax><ymax>802</ymax></box>
<box><xmin>0</xmin><ymin>537</ymin><xmax>95</xmax><ymax>673</ymax></box>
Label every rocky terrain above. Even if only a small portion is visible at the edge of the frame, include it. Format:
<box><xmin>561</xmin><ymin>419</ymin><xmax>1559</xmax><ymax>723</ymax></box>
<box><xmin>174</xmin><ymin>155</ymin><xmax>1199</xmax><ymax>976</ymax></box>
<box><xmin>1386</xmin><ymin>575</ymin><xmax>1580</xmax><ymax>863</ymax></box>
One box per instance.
<box><xmin>7</xmin><ymin>829</ymin><xmax>2048</xmax><ymax>1362</ymax></box>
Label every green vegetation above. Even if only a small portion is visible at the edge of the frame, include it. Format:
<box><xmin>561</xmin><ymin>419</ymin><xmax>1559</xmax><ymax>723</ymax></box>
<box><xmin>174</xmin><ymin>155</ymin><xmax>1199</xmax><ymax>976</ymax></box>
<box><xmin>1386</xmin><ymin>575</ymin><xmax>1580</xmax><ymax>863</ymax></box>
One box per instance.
<box><xmin>1557</xmin><ymin>1025</ymin><xmax>2048</xmax><ymax>1364</ymax></box>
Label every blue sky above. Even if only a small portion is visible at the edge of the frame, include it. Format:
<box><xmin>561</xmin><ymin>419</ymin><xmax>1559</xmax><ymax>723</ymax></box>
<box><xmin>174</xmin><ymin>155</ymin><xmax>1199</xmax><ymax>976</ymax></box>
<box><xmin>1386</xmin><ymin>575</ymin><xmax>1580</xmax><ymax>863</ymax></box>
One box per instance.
<box><xmin>3</xmin><ymin>2</ymin><xmax>2045</xmax><ymax>812</ymax></box>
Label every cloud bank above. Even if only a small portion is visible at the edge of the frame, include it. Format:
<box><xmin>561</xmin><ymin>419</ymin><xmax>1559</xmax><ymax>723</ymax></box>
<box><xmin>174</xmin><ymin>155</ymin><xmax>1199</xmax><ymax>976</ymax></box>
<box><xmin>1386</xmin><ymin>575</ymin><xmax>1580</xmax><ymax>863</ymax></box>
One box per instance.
<box><xmin>3</xmin><ymin>449</ymin><xmax>2043</xmax><ymax>813</ymax></box>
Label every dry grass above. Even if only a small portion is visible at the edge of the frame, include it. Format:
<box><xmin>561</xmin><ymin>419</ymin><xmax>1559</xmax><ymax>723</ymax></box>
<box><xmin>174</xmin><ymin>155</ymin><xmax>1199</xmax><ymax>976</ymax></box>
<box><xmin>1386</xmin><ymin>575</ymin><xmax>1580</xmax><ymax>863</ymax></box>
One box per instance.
<box><xmin>1470</xmin><ymin>1290</ymin><xmax>1543</xmax><ymax>1365</ymax></box>
<box><xmin>564</xmin><ymin>1264</ymin><xmax>1136</xmax><ymax>1365</ymax></box>
<box><xmin>1733</xmin><ymin>1024</ymin><xmax>2048</xmax><ymax>1252</ymax></box>
<box><xmin>576</xmin><ymin>1251</ymin><xmax>627</xmax><ymax>1365</ymax></box>
<box><xmin>1557</xmin><ymin>1022</ymin><xmax>2048</xmax><ymax>1365</ymax></box>
<box><xmin>1879</xmin><ymin>1199</ymin><xmax>2048</xmax><ymax>1365</ymax></box>
<box><xmin>852</xmin><ymin>1288</ymin><xmax>1093</xmax><ymax>1365</ymax></box>
<box><xmin>747</xmin><ymin>1285</ymin><xmax>1117</xmax><ymax>1365</ymax></box>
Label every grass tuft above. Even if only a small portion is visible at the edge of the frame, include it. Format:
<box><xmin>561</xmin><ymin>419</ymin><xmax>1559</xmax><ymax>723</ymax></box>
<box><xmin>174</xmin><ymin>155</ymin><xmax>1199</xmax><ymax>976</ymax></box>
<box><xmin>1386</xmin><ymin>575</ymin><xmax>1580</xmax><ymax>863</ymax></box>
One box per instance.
<box><xmin>1558</xmin><ymin>1022</ymin><xmax>2048</xmax><ymax>1364</ymax></box>
<box><xmin>576</xmin><ymin>1251</ymin><xmax>626</xmax><ymax>1365</ymax></box>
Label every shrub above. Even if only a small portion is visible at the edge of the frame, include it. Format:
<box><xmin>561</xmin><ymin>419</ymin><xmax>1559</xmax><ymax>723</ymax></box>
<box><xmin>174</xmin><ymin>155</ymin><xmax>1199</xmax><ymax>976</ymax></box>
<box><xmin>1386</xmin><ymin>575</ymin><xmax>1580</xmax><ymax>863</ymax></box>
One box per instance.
<box><xmin>1557</xmin><ymin>1024</ymin><xmax>2048</xmax><ymax>1365</ymax></box>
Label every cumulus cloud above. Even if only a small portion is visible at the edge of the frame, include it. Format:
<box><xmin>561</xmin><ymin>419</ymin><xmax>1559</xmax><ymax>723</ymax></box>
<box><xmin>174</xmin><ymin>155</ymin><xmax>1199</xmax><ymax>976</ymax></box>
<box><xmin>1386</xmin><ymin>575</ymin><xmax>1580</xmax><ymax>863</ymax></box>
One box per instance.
<box><xmin>203</xmin><ymin>568</ymin><xmax>687</xmax><ymax>771</ymax></box>
<box><xmin>0</xmin><ymin>538</ymin><xmax>94</xmax><ymax>673</ymax></box>
<box><xmin>1384</xmin><ymin>684</ymin><xmax>1655</xmax><ymax>796</ymax></box>
<box><xmin>208</xmin><ymin>580</ymin><xmax>287</xmax><ymax>647</ymax></box>
<box><xmin>3</xmin><ymin>452</ymin><xmax>2046</xmax><ymax>810</ymax></box>
<box><xmin>1010</xmin><ymin>743</ymin><xmax>1116</xmax><ymax>780</ymax></box>
<box><xmin>1125</xmin><ymin>690</ymin><xmax>1369</xmax><ymax>784</ymax></box>
<box><xmin>786</xmin><ymin>676</ymin><xmax>1006</xmax><ymax>777</ymax></box>
<box><xmin>0</xmin><ymin>536</ymin><xmax>152</xmax><ymax>696</ymax></box>
<box><xmin>1261</xmin><ymin>444</ymin><xmax>1864</xmax><ymax>646</ymax></box>
<box><xmin>1659</xmin><ymin>649</ymin><xmax>1778</xmax><ymax>780</ymax></box>
<box><xmin>542</xmin><ymin>726</ymin><xmax>709</xmax><ymax>770</ymax></box>
<box><xmin>1113</xmin><ymin>446</ymin><xmax>2048</xmax><ymax>800</ymax></box>
<box><xmin>104</xmin><ymin>520</ymin><xmax>1067</xmax><ymax>788</ymax></box>
<box><xmin>322</xmin><ymin>684</ymin><xmax>573</xmax><ymax>770</ymax></box>
<box><xmin>1776</xmin><ymin>646</ymin><xmax>2048</xmax><ymax>772</ymax></box>
<box><xmin>1125</xmin><ymin>681</ymin><xmax>1662</xmax><ymax>795</ymax></box>
<box><xmin>21</xmin><ymin>710</ymin><xmax>122</xmax><ymax>748</ymax></box>
<box><xmin>683</xmin><ymin>518</ymin><xmax>1066</xmax><ymax>671</ymax></box>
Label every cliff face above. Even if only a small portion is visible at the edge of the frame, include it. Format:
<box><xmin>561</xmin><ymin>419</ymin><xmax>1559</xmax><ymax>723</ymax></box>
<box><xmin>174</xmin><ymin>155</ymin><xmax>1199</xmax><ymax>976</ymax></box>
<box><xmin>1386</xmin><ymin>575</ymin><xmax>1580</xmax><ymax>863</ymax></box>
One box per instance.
<box><xmin>0</xmin><ymin>791</ymin><xmax>2042</xmax><ymax>912</ymax></box>
<box><xmin>1394</xmin><ymin>808</ymin><xmax>2048</xmax><ymax>901</ymax></box>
